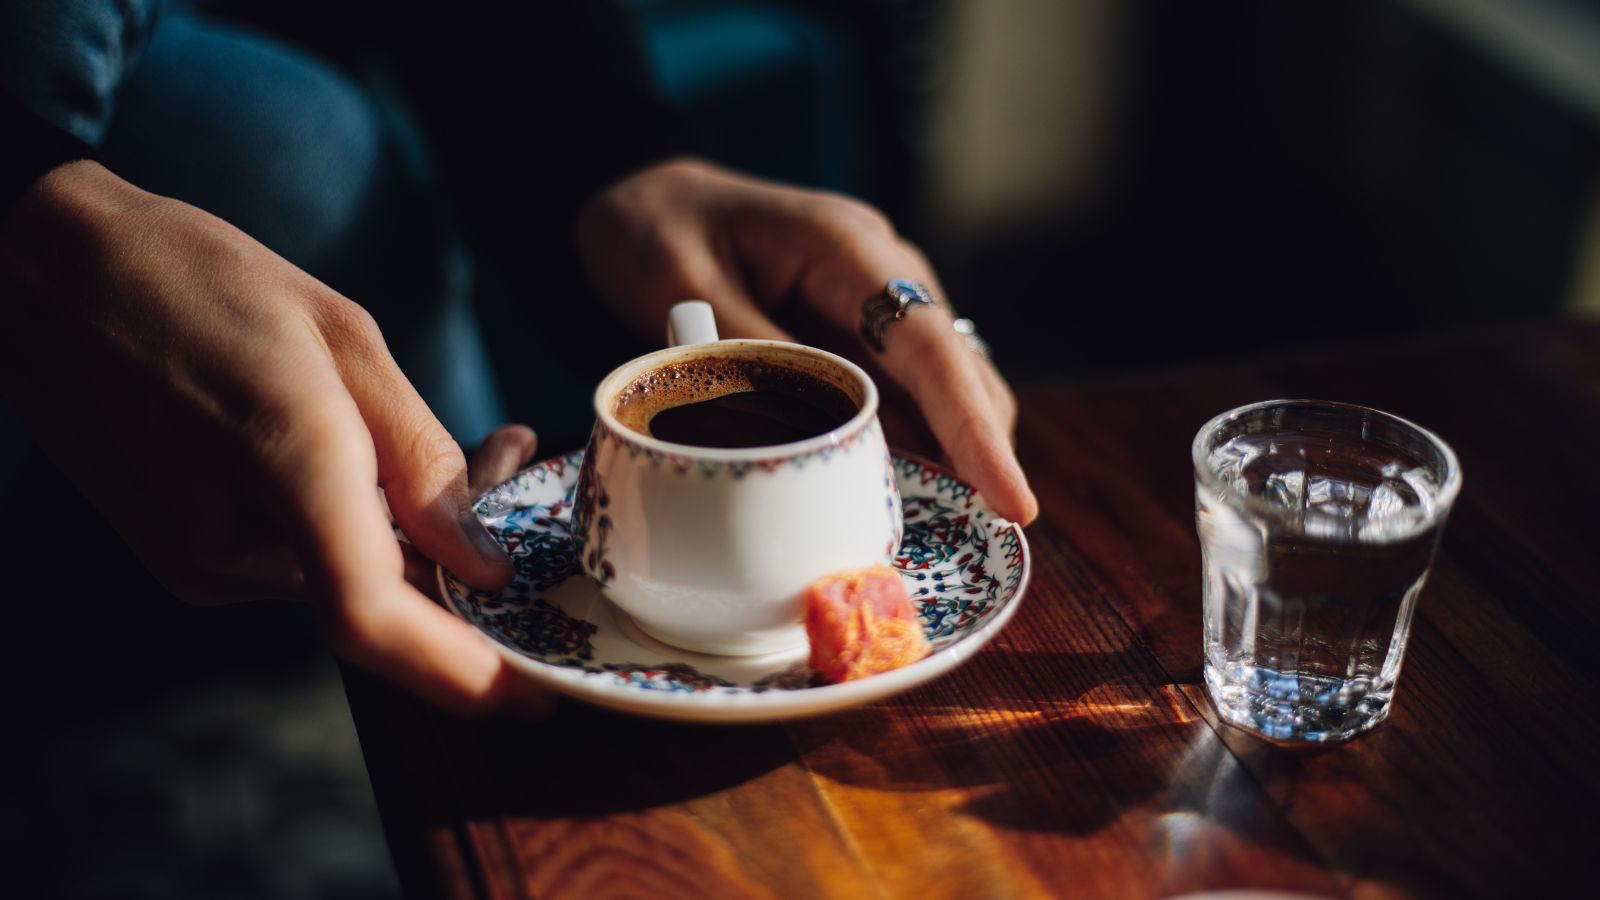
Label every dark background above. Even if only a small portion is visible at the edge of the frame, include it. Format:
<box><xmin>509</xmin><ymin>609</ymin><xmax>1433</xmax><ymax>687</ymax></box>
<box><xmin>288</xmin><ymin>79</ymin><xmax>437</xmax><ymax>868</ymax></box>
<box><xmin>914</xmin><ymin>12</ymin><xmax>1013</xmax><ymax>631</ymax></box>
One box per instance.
<box><xmin>2</xmin><ymin>1</ymin><xmax>1597</xmax><ymax>897</ymax></box>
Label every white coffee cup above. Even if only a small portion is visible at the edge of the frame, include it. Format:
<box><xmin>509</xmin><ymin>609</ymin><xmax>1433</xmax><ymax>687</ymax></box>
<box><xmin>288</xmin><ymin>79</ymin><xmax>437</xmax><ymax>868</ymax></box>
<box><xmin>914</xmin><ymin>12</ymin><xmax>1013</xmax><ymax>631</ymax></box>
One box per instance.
<box><xmin>573</xmin><ymin>302</ymin><xmax>903</xmax><ymax>656</ymax></box>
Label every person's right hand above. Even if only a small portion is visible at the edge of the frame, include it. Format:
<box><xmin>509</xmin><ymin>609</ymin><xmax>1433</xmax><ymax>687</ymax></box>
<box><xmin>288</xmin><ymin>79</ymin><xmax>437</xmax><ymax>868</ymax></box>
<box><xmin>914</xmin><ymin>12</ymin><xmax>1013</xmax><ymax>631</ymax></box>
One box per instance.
<box><xmin>574</xmin><ymin>159</ymin><xmax>1038</xmax><ymax>524</ymax></box>
<box><xmin>0</xmin><ymin>160</ymin><xmax>545</xmax><ymax>715</ymax></box>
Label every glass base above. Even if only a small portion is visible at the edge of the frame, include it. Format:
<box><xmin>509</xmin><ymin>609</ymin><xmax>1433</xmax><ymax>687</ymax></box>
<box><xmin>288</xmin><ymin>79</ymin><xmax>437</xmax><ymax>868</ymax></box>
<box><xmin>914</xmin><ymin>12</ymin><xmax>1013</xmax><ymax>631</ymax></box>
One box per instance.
<box><xmin>1204</xmin><ymin>662</ymin><xmax>1394</xmax><ymax>743</ymax></box>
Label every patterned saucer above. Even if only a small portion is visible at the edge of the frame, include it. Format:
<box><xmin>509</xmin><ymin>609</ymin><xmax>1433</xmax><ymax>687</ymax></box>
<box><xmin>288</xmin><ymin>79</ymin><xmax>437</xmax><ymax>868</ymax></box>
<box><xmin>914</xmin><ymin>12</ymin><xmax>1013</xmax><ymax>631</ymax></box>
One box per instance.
<box><xmin>440</xmin><ymin>451</ymin><xmax>1030</xmax><ymax>723</ymax></box>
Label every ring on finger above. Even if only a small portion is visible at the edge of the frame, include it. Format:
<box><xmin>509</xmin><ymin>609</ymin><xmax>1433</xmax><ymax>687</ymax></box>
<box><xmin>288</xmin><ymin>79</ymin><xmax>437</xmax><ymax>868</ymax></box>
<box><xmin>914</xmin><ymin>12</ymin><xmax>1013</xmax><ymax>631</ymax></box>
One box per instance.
<box><xmin>859</xmin><ymin>278</ymin><xmax>992</xmax><ymax>360</ymax></box>
<box><xmin>952</xmin><ymin>316</ymin><xmax>992</xmax><ymax>360</ymax></box>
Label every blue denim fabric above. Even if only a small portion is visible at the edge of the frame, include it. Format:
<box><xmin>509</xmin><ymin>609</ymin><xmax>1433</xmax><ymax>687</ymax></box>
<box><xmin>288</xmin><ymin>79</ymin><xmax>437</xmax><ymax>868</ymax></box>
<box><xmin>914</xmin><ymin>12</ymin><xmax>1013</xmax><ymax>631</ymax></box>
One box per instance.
<box><xmin>3</xmin><ymin>7</ymin><xmax>507</xmax><ymax>446</ymax></box>
<box><xmin>0</xmin><ymin>0</ymin><xmax>161</xmax><ymax>144</ymax></box>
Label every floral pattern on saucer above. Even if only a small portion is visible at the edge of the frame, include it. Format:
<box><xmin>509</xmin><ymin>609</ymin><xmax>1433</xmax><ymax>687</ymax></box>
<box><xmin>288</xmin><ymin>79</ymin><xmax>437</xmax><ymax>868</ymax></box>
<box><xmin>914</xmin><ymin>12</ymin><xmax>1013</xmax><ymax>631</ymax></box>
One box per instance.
<box><xmin>441</xmin><ymin>451</ymin><xmax>1030</xmax><ymax>722</ymax></box>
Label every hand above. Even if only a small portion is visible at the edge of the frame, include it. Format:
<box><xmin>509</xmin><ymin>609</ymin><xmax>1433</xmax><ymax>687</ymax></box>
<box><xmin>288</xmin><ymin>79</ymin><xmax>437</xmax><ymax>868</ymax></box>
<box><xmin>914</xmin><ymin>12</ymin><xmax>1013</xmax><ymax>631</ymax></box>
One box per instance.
<box><xmin>575</xmin><ymin>158</ymin><xmax>1038</xmax><ymax>524</ymax></box>
<box><xmin>0</xmin><ymin>161</ymin><xmax>547</xmax><ymax>716</ymax></box>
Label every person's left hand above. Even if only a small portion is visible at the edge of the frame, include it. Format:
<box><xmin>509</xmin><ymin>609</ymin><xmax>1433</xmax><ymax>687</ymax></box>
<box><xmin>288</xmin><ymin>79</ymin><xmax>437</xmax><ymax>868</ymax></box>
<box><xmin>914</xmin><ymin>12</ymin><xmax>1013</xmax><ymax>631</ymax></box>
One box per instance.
<box><xmin>574</xmin><ymin>158</ymin><xmax>1038</xmax><ymax>525</ymax></box>
<box><xmin>400</xmin><ymin>424</ymin><xmax>545</xmax><ymax>596</ymax></box>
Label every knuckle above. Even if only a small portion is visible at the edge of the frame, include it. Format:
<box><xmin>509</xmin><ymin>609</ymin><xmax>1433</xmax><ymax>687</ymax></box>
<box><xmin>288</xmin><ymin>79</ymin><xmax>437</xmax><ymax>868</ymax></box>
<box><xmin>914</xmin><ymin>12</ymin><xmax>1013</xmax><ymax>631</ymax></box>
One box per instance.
<box><xmin>815</xmin><ymin>194</ymin><xmax>895</xmax><ymax>238</ymax></box>
<box><xmin>954</xmin><ymin>402</ymin><xmax>987</xmax><ymax>435</ymax></box>
<box><xmin>896</xmin><ymin>317</ymin><xmax>962</xmax><ymax>364</ymax></box>
<box><xmin>312</xmin><ymin>294</ymin><xmax>386</xmax><ymax>352</ymax></box>
<box><xmin>388</xmin><ymin>422</ymin><xmax>467</xmax><ymax>504</ymax></box>
<box><xmin>236</xmin><ymin>393</ymin><xmax>304</xmax><ymax>458</ymax></box>
<box><xmin>647</xmin><ymin>244</ymin><xmax>701</xmax><ymax>291</ymax></box>
<box><xmin>238</xmin><ymin>387</ymin><xmax>340</xmax><ymax>462</ymax></box>
<box><xmin>411</xmin><ymin>423</ymin><xmax>467</xmax><ymax>476</ymax></box>
<box><xmin>895</xmin><ymin>237</ymin><xmax>933</xmax><ymax>272</ymax></box>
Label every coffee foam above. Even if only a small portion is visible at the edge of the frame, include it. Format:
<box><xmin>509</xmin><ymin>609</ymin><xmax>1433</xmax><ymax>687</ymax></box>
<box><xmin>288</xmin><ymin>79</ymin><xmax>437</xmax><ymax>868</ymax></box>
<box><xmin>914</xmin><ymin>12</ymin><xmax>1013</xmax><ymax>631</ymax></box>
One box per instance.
<box><xmin>612</xmin><ymin>352</ymin><xmax>860</xmax><ymax>437</ymax></box>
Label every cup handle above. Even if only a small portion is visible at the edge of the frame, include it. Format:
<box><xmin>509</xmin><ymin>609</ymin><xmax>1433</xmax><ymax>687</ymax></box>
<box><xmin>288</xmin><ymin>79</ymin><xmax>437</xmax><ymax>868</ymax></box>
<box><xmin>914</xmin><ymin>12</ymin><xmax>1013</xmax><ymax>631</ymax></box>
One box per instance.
<box><xmin>666</xmin><ymin>300</ymin><xmax>719</xmax><ymax>347</ymax></box>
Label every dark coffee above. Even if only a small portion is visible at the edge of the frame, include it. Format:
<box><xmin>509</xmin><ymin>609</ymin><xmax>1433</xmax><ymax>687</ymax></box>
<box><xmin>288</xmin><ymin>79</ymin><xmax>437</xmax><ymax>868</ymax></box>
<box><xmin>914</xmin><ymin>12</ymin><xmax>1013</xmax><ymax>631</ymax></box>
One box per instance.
<box><xmin>613</xmin><ymin>355</ymin><xmax>859</xmax><ymax>449</ymax></box>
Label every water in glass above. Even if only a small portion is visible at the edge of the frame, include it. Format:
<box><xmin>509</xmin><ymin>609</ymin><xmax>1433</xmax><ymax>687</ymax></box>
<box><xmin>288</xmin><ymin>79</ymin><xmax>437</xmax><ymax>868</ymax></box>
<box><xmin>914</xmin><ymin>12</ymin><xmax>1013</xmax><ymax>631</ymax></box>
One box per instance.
<box><xmin>1199</xmin><ymin>425</ymin><xmax>1451</xmax><ymax>742</ymax></box>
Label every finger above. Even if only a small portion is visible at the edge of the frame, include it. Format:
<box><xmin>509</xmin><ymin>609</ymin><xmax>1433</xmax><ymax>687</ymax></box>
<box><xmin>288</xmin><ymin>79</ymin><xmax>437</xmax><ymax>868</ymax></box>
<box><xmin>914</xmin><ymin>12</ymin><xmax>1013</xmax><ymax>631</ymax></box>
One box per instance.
<box><xmin>799</xmin><ymin>238</ymin><xmax>1039</xmax><ymax>524</ymax></box>
<box><xmin>469</xmin><ymin>424</ymin><xmax>540</xmax><ymax>496</ymax></box>
<box><xmin>314</xmin><ymin>300</ymin><xmax>512</xmax><ymax>590</ymax></box>
<box><xmin>398</xmin><ymin>524</ymin><xmax>557</xmax><ymax>716</ymax></box>
<box><xmin>710</xmin><ymin>299</ymin><xmax>795</xmax><ymax>342</ymax></box>
<box><xmin>259</xmin><ymin>374</ymin><xmax>518</xmax><ymax>714</ymax></box>
<box><xmin>978</xmin><ymin>361</ymin><xmax>1019</xmax><ymax>439</ymax></box>
<box><xmin>401</xmin><ymin>541</ymin><xmax>442</xmax><ymax>599</ymax></box>
<box><xmin>661</xmin><ymin>246</ymin><xmax>796</xmax><ymax>342</ymax></box>
<box><xmin>894</xmin><ymin>313</ymin><xmax>1039</xmax><ymax>524</ymax></box>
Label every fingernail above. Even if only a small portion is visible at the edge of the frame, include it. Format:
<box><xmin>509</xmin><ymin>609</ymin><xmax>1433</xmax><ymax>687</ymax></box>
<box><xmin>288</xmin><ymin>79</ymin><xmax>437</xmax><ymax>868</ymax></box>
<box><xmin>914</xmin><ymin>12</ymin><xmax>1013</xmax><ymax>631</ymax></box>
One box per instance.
<box><xmin>459</xmin><ymin>511</ymin><xmax>510</xmax><ymax>567</ymax></box>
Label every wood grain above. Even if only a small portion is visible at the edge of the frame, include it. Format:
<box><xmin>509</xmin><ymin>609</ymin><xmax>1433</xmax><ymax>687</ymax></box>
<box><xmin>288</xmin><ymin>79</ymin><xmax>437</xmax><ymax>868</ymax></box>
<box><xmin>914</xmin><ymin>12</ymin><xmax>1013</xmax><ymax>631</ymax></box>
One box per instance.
<box><xmin>348</xmin><ymin>319</ymin><xmax>1600</xmax><ymax>899</ymax></box>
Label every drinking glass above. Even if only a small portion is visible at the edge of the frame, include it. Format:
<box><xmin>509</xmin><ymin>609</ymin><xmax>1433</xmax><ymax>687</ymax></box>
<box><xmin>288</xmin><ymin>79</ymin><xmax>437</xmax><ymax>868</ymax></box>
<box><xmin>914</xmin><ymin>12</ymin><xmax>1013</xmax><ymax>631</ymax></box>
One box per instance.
<box><xmin>1192</xmin><ymin>400</ymin><xmax>1462</xmax><ymax>742</ymax></box>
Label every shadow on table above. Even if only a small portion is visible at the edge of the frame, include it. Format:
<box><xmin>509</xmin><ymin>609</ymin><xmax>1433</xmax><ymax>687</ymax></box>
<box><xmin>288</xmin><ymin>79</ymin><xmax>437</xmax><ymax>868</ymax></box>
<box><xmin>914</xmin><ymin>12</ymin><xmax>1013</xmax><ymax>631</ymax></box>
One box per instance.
<box><xmin>778</xmin><ymin>645</ymin><xmax>1350</xmax><ymax>891</ymax></box>
<box><xmin>351</xmin><ymin>671</ymin><xmax>804</xmax><ymax>821</ymax></box>
<box><xmin>783</xmin><ymin>646</ymin><xmax>1203</xmax><ymax>833</ymax></box>
<box><xmin>357</xmin><ymin>644</ymin><xmax>1422</xmax><ymax>897</ymax></box>
<box><xmin>357</xmin><ymin>647</ymin><xmax>1183</xmax><ymax>831</ymax></box>
<box><xmin>355</xmin><ymin>651</ymin><xmax>1459</xmax><ymax>896</ymax></box>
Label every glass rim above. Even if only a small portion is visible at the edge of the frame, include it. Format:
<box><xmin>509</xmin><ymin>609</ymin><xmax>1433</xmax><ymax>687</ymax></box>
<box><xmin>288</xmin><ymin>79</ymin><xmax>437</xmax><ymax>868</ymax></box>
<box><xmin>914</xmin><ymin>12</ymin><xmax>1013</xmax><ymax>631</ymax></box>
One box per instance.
<box><xmin>1191</xmin><ymin>398</ymin><xmax>1463</xmax><ymax>538</ymax></box>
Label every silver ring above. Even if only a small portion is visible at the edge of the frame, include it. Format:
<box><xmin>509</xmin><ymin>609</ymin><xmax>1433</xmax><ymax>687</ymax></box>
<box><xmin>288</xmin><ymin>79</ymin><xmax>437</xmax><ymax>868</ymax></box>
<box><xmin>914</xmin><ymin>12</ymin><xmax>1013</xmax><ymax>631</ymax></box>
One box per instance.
<box><xmin>860</xmin><ymin>279</ymin><xmax>992</xmax><ymax>360</ymax></box>
<box><xmin>859</xmin><ymin>278</ymin><xmax>937</xmax><ymax>352</ymax></box>
<box><xmin>953</xmin><ymin>316</ymin><xmax>991</xmax><ymax>359</ymax></box>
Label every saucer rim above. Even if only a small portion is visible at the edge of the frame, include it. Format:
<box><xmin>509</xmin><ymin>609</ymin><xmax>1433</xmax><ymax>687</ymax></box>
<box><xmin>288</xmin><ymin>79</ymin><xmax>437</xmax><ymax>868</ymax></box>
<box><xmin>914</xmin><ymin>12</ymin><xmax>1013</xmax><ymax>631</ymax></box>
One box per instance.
<box><xmin>439</xmin><ymin>450</ymin><xmax>1030</xmax><ymax>723</ymax></box>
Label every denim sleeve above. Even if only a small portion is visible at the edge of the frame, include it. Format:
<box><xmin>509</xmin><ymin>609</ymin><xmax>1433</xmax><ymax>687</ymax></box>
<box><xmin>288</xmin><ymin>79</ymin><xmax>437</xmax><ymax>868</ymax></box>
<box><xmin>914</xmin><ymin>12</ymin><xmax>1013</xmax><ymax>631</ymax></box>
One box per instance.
<box><xmin>0</xmin><ymin>0</ymin><xmax>163</xmax><ymax>145</ymax></box>
<box><xmin>0</xmin><ymin>0</ymin><xmax>162</xmax><ymax>210</ymax></box>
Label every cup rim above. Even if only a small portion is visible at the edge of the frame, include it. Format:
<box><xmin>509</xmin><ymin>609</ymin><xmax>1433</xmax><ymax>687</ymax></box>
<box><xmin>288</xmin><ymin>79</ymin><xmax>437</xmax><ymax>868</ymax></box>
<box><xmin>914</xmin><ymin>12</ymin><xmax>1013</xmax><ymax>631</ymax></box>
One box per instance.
<box><xmin>1191</xmin><ymin>398</ymin><xmax>1463</xmax><ymax>538</ymax></box>
<box><xmin>592</xmin><ymin>339</ymin><xmax>881</xmax><ymax>461</ymax></box>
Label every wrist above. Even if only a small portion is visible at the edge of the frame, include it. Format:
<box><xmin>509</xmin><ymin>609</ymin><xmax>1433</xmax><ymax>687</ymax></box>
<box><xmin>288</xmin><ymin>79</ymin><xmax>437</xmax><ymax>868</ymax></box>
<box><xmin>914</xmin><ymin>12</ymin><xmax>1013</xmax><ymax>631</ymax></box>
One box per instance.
<box><xmin>6</xmin><ymin>159</ymin><xmax>145</xmax><ymax>233</ymax></box>
<box><xmin>1</xmin><ymin>160</ymin><xmax>150</xmax><ymax>282</ymax></box>
<box><xmin>0</xmin><ymin>161</ymin><xmax>149</xmax><ymax>392</ymax></box>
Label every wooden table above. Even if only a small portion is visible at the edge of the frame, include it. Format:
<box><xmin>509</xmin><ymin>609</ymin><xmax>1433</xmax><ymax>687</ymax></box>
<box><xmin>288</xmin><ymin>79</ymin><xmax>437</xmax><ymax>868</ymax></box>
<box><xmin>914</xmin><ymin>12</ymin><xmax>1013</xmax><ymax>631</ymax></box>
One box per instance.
<box><xmin>347</xmin><ymin>318</ymin><xmax>1600</xmax><ymax>898</ymax></box>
